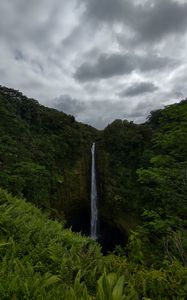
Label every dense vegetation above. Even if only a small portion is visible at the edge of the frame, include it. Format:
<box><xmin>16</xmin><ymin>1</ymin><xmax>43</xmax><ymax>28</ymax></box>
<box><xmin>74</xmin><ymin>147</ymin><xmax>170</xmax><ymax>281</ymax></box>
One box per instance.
<box><xmin>97</xmin><ymin>99</ymin><xmax>187</xmax><ymax>266</ymax></box>
<box><xmin>0</xmin><ymin>85</ymin><xmax>187</xmax><ymax>298</ymax></box>
<box><xmin>0</xmin><ymin>188</ymin><xmax>187</xmax><ymax>299</ymax></box>
<box><xmin>0</xmin><ymin>86</ymin><xmax>98</xmax><ymax>232</ymax></box>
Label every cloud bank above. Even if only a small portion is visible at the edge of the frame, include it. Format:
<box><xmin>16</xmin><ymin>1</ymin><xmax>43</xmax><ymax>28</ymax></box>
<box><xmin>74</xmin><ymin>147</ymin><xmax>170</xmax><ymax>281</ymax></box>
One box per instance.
<box><xmin>0</xmin><ymin>0</ymin><xmax>187</xmax><ymax>128</ymax></box>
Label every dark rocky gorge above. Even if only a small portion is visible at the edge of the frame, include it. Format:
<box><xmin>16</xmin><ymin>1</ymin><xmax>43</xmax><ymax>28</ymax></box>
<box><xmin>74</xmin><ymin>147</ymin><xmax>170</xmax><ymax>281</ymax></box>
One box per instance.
<box><xmin>65</xmin><ymin>141</ymin><xmax>131</xmax><ymax>253</ymax></box>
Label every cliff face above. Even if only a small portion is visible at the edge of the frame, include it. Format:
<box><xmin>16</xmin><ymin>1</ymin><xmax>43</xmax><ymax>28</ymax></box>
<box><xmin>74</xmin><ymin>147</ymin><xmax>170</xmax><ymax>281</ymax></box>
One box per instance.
<box><xmin>95</xmin><ymin>121</ymin><xmax>150</xmax><ymax>243</ymax></box>
<box><xmin>56</xmin><ymin>156</ymin><xmax>91</xmax><ymax>233</ymax></box>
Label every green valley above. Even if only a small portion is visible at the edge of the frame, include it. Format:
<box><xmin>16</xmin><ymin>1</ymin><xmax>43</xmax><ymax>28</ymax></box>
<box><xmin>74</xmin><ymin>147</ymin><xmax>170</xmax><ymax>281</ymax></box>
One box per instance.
<box><xmin>0</xmin><ymin>85</ymin><xmax>187</xmax><ymax>299</ymax></box>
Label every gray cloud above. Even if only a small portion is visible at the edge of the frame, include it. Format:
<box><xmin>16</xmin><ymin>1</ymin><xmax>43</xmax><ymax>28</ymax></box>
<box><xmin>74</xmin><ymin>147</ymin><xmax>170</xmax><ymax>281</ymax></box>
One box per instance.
<box><xmin>136</xmin><ymin>0</ymin><xmax>187</xmax><ymax>43</ymax></box>
<box><xmin>74</xmin><ymin>53</ymin><xmax>134</xmax><ymax>81</ymax></box>
<box><xmin>119</xmin><ymin>82</ymin><xmax>158</xmax><ymax>97</ymax></box>
<box><xmin>174</xmin><ymin>91</ymin><xmax>184</xmax><ymax>99</ymax></box>
<box><xmin>74</xmin><ymin>52</ymin><xmax>176</xmax><ymax>81</ymax></box>
<box><xmin>81</xmin><ymin>0</ymin><xmax>187</xmax><ymax>43</ymax></box>
<box><xmin>0</xmin><ymin>0</ymin><xmax>186</xmax><ymax>129</ymax></box>
<box><xmin>53</xmin><ymin>93</ymin><xmax>171</xmax><ymax>128</ymax></box>
<box><xmin>53</xmin><ymin>96</ymin><xmax>132</xmax><ymax>128</ymax></box>
<box><xmin>14</xmin><ymin>49</ymin><xmax>25</xmax><ymax>61</ymax></box>
<box><xmin>82</xmin><ymin>0</ymin><xmax>133</xmax><ymax>24</ymax></box>
<box><xmin>54</xmin><ymin>95</ymin><xmax>87</xmax><ymax>116</ymax></box>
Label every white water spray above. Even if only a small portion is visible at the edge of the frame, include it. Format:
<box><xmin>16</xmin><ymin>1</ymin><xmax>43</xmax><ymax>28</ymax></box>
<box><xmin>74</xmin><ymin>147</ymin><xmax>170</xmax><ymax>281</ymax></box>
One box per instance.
<box><xmin>90</xmin><ymin>142</ymin><xmax>98</xmax><ymax>240</ymax></box>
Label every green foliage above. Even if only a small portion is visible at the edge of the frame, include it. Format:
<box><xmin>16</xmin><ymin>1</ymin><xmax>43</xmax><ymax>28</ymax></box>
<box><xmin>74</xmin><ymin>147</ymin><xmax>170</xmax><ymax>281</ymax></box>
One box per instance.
<box><xmin>1</xmin><ymin>85</ymin><xmax>187</xmax><ymax>298</ymax></box>
<box><xmin>97</xmin><ymin>98</ymin><xmax>187</xmax><ymax>267</ymax></box>
<box><xmin>0</xmin><ymin>86</ymin><xmax>98</xmax><ymax>224</ymax></box>
<box><xmin>127</xmin><ymin>231</ymin><xmax>144</xmax><ymax>264</ymax></box>
<box><xmin>0</xmin><ymin>188</ymin><xmax>187</xmax><ymax>298</ymax></box>
<box><xmin>0</xmin><ymin>188</ymin><xmax>102</xmax><ymax>299</ymax></box>
<box><xmin>103</xmin><ymin>254</ymin><xmax>187</xmax><ymax>299</ymax></box>
<box><xmin>97</xmin><ymin>272</ymin><xmax>125</xmax><ymax>300</ymax></box>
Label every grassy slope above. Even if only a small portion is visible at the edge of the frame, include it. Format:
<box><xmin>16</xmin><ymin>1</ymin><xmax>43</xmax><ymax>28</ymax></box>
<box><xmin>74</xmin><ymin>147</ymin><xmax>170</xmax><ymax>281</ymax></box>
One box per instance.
<box><xmin>0</xmin><ymin>188</ymin><xmax>187</xmax><ymax>299</ymax></box>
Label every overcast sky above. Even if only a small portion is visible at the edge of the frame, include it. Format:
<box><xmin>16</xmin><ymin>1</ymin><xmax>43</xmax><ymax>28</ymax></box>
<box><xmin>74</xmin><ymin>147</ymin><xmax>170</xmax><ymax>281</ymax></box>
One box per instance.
<box><xmin>0</xmin><ymin>0</ymin><xmax>187</xmax><ymax>128</ymax></box>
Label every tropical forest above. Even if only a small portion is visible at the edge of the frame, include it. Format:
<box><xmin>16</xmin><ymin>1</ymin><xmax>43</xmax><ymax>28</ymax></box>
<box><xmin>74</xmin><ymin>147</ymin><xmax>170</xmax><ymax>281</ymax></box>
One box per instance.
<box><xmin>0</xmin><ymin>85</ymin><xmax>187</xmax><ymax>299</ymax></box>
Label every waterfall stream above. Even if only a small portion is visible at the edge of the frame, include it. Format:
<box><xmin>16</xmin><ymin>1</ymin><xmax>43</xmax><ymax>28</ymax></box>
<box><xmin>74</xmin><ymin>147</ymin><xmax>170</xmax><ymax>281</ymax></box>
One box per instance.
<box><xmin>90</xmin><ymin>142</ymin><xmax>98</xmax><ymax>240</ymax></box>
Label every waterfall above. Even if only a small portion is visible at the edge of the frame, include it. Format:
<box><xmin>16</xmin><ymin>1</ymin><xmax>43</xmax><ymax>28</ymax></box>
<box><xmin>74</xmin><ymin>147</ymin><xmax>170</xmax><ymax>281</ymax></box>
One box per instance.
<box><xmin>90</xmin><ymin>142</ymin><xmax>98</xmax><ymax>240</ymax></box>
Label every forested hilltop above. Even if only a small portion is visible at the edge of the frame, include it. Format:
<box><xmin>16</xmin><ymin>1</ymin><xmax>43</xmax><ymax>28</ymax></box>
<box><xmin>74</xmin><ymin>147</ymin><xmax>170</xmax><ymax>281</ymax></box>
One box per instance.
<box><xmin>0</xmin><ymin>85</ymin><xmax>98</xmax><ymax>233</ymax></box>
<box><xmin>0</xmin><ymin>85</ymin><xmax>187</xmax><ymax>298</ymax></box>
<box><xmin>97</xmin><ymin>98</ymin><xmax>187</xmax><ymax>263</ymax></box>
